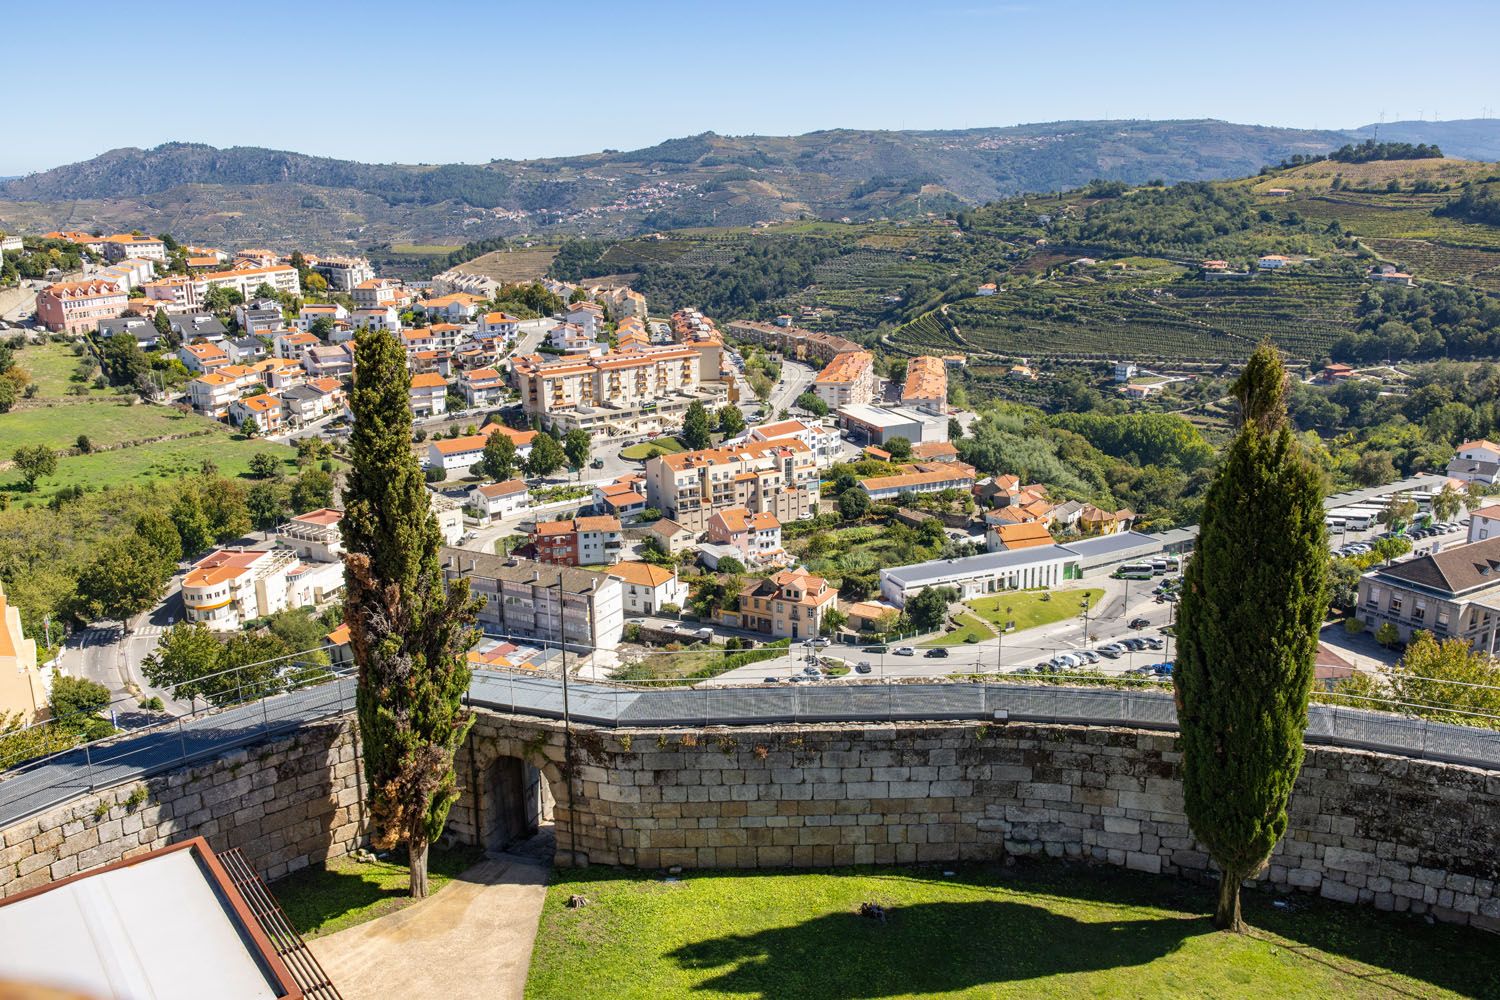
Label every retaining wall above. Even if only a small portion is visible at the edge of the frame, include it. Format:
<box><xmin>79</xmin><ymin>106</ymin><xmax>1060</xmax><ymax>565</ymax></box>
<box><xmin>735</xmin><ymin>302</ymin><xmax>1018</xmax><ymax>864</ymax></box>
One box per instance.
<box><xmin>0</xmin><ymin>718</ymin><xmax>365</xmax><ymax>898</ymax></box>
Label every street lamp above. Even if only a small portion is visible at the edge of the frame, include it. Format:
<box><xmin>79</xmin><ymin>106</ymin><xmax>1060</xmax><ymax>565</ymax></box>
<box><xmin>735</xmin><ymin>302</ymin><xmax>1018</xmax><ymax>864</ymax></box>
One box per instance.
<box><xmin>1079</xmin><ymin>594</ymin><xmax>1092</xmax><ymax>647</ymax></box>
<box><xmin>995</xmin><ymin>605</ymin><xmax>1012</xmax><ymax>674</ymax></box>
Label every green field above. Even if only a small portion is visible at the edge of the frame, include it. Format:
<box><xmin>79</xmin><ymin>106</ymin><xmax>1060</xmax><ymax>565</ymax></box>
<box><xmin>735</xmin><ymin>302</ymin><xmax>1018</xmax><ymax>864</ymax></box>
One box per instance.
<box><xmin>1</xmin><ymin>430</ymin><xmax>297</xmax><ymax>494</ymax></box>
<box><xmin>0</xmin><ymin>399</ymin><xmax>205</xmax><ymax>454</ymax></box>
<box><xmin>620</xmin><ymin>436</ymin><xmax>686</xmax><ymax>460</ymax></box>
<box><xmin>966</xmin><ymin>588</ymin><xmax>1104</xmax><ymax>633</ymax></box>
<box><xmin>527</xmin><ymin>862</ymin><xmax>1500</xmax><ymax>999</ymax></box>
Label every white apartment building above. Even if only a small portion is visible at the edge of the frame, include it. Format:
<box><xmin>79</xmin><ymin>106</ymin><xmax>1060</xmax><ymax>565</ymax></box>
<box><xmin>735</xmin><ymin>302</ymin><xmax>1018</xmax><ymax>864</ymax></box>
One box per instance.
<box><xmin>297</xmin><ymin>303</ymin><xmax>349</xmax><ymax>331</ymax></box>
<box><xmin>812</xmin><ymin>350</ymin><xmax>877</xmax><ymax>410</ymax></box>
<box><xmin>312</xmin><ymin>256</ymin><xmax>374</xmax><ymax>292</ymax></box>
<box><xmin>644</xmin><ymin>438</ymin><xmax>819</xmax><ymax>532</ymax></box>
<box><xmin>469</xmin><ymin>480</ymin><xmax>530</xmax><ymax>521</ymax></box>
<box><xmin>440</xmin><ymin>549</ymin><xmax>624</xmax><ymax>652</ymax></box>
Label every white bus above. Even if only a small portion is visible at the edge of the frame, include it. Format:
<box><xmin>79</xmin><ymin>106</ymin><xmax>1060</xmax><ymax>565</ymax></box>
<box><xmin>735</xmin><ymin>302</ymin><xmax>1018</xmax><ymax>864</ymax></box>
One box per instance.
<box><xmin>1115</xmin><ymin>562</ymin><xmax>1155</xmax><ymax>580</ymax></box>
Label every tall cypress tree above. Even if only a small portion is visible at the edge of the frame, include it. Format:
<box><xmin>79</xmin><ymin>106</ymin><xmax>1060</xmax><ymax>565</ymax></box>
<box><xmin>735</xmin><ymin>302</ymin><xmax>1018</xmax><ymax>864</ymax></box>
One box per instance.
<box><xmin>1176</xmin><ymin>342</ymin><xmax>1329</xmax><ymax>932</ymax></box>
<box><xmin>341</xmin><ymin>328</ymin><xmax>483</xmax><ymax>898</ymax></box>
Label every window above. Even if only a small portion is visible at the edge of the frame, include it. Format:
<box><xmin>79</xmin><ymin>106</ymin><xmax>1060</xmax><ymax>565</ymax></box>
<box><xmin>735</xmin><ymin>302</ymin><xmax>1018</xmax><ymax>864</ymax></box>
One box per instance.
<box><xmin>1412</xmin><ymin>600</ymin><xmax>1426</xmax><ymax>623</ymax></box>
<box><xmin>1390</xmin><ymin>595</ymin><xmax>1403</xmax><ymax>614</ymax></box>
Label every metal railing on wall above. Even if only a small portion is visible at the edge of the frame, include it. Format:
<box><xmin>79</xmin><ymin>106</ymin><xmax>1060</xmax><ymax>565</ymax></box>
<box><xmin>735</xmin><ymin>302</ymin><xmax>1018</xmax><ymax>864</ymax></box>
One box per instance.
<box><xmin>4</xmin><ymin>661</ymin><xmax>1500</xmax><ymax>830</ymax></box>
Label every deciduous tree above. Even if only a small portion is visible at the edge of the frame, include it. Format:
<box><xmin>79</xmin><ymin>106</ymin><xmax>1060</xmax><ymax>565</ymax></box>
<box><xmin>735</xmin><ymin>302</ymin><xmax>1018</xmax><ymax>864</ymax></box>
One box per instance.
<box><xmin>525</xmin><ymin>432</ymin><xmax>565</xmax><ymax>477</ymax></box>
<box><xmin>480</xmin><ymin>432</ymin><xmax>517</xmax><ymax>481</ymax></box>
<box><xmin>12</xmin><ymin>445</ymin><xmax>56</xmax><ymax>490</ymax></box>
<box><xmin>681</xmin><ymin>401</ymin><xmax>712</xmax><ymax>450</ymax></box>
<box><xmin>1175</xmin><ymin>343</ymin><xmax>1329</xmax><ymax>933</ymax></box>
<box><xmin>341</xmin><ymin>328</ymin><xmax>482</xmax><ymax>899</ymax></box>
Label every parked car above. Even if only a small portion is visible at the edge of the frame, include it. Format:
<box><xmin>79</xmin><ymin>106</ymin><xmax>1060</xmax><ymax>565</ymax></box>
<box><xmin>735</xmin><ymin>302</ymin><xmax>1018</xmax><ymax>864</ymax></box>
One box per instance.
<box><xmin>1144</xmin><ymin>637</ymin><xmax>1165</xmax><ymax>650</ymax></box>
<box><xmin>1079</xmin><ymin>650</ymin><xmax>1100</xmax><ymax>664</ymax></box>
<box><xmin>1129</xmin><ymin>617</ymin><xmax>1151</xmax><ymax>630</ymax></box>
<box><xmin>924</xmin><ymin>647</ymin><xmax>950</xmax><ymax>658</ymax></box>
<box><xmin>894</xmin><ymin>646</ymin><xmax>916</xmax><ymax>656</ymax></box>
<box><xmin>811</xmin><ymin>637</ymin><xmax>831</xmax><ymax>648</ymax></box>
<box><xmin>803</xmin><ymin>665</ymin><xmax>820</xmax><ymax>676</ymax></box>
<box><xmin>1152</xmin><ymin>662</ymin><xmax>1175</xmax><ymax>676</ymax></box>
<box><xmin>855</xmin><ymin>662</ymin><xmax>873</xmax><ymax>674</ymax></box>
<box><xmin>1098</xmin><ymin>645</ymin><xmax>1122</xmax><ymax>659</ymax></box>
<box><xmin>866</xmin><ymin>645</ymin><xmax>888</xmax><ymax>655</ymax></box>
<box><xmin>763</xmin><ymin>676</ymin><xmax>780</xmax><ymax>683</ymax></box>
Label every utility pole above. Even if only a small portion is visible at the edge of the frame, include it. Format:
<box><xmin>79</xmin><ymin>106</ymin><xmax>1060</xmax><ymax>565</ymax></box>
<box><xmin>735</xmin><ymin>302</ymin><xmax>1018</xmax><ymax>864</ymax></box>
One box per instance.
<box><xmin>1080</xmin><ymin>593</ymin><xmax>1092</xmax><ymax>647</ymax></box>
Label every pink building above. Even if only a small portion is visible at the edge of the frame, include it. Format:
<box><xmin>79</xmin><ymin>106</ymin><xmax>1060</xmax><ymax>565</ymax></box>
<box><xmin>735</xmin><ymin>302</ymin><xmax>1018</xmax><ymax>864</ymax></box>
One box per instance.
<box><xmin>36</xmin><ymin>280</ymin><xmax>127</xmax><ymax>334</ymax></box>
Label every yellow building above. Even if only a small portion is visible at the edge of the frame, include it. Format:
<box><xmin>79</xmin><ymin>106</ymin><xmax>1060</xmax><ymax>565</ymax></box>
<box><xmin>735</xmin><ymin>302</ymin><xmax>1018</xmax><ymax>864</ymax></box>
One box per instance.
<box><xmin>0</xmin><ymin>582</ymin><xmax>50</xmax><ymax>725</ymax></box>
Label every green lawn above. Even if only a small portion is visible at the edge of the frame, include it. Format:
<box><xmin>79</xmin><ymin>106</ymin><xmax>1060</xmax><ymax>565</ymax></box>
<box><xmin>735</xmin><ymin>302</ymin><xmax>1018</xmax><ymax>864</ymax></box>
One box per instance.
<box><xmin>273</xmin><ymin>845</ymin><xmax>486</xmax><ymax>939</ymax></box>
<box><xmin>922</xmin><ymin>611</ymin><xmax>997</xmax><ymax>647</ymax></box>
<box><xmin>967</xmin><ymin>588</ymin><xmax>1105</xmax><ymax>633</ymax></box>
<box><xmin>526</xmin><ymin>862</ymin><xmax>1500</xmax><ymax>999</ymax></box>
<box><xmin>620</xmin><ymin>436</ymin><xmax>686</xmax><ymax>460</ymax></box>
<box><xmin>14</xmin><ymin>340</ymin><xmax>112</xmax><ymax>399</ymax></box>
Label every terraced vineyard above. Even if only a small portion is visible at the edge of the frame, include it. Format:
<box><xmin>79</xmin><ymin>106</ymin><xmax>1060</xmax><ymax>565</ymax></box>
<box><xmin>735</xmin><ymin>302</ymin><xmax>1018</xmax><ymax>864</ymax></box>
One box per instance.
<box><xmin>890</xmin><ymin>270</ymin><xmax>1362</xmax><ymax>362</ymax></box>
<box><xmin>1362</xmin><ymin>238</ymin><xmax>1500</xmax><ymax>290</ymax></box>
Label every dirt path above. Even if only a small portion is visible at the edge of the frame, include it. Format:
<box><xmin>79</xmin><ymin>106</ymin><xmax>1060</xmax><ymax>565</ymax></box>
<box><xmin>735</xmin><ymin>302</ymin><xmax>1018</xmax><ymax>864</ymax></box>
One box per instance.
<box><xmin>309</xmin><ymin>849</ymin><xmax>550</xmax><ymax>1000</ymax></box>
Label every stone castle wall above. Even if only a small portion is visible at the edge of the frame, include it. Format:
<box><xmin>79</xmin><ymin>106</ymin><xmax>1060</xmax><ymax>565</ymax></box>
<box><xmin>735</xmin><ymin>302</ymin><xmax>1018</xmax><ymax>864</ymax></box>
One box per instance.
<box><xmin>4</xmin><ymin>708</ymin><xmax>1499</xmax><ymax>935</ymax></box>
<box><xmin>453</xmin><ymin>714</ymin><xmax>1500</xmax><ymax>932</ymax></box>
<box><xmin>0</xmin><ymin>717</ymin><xmax>366</xmax><ymax>898</ymax></box>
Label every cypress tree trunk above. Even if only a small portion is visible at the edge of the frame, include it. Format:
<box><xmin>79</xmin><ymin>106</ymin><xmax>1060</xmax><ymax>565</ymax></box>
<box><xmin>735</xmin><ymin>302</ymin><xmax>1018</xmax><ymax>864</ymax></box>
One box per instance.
<box><xmin>341</xmin><ymin>328</ymin><xmax>483</xmax><ymax>900</ymax></box>
<box><xmin>1176</xmin><ymin>342</ymin><xmax>1329</xmax><ymax>934</ymax></box>
<box><xmin>1215</xmin><ymin>867</ymin><xmax>1247</xmax><ymax>933</ymax></box>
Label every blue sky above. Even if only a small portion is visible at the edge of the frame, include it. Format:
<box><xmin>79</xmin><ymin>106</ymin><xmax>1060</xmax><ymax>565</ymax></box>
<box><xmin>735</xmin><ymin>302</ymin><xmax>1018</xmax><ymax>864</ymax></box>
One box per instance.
<box><xmin>4</xmin><ymin>0</ymin><xmax>1497</xmax><ymax>175</ymax></box>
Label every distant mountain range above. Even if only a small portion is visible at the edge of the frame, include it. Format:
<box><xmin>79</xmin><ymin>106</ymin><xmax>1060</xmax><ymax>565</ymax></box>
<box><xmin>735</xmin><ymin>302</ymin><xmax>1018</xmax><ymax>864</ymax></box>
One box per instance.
<box><xmin>2</xmin><ymin>119</ymin><xmax>1497</xmax><ymax>253</ymax></box>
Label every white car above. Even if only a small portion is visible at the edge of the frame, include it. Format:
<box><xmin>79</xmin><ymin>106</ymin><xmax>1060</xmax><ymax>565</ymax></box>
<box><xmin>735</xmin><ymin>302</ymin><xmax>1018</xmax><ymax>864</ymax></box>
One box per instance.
<box><xmin>893</xmin><ymin>646</ymin><xmax>916</xmax><ymax>656</ymax></box>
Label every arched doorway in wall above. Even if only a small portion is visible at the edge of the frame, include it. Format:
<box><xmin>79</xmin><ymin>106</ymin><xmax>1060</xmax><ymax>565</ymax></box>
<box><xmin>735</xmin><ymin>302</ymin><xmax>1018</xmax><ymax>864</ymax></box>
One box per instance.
<box><xmin>483</xmin><ymin>755</ymin><xmax>556</xmax><ymax>859</ymax></box>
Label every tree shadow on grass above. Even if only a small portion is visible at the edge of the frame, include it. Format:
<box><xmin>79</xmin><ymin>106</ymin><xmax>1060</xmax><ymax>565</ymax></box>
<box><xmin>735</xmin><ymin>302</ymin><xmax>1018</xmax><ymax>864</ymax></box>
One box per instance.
<box><xmin>274</xmin><ymin>844</ymin><xmax>486</xmax><ymax>936</ymax></box>
<box><xmin>667</xmin><ymin>900</ymin><xmax>1201</xmax><ymax>999</ymax></box>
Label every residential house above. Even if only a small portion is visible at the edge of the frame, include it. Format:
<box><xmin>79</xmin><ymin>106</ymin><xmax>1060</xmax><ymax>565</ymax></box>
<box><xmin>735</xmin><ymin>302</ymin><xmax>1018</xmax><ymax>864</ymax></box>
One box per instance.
<box><xmin>976</xmin><ymin>282</ymin><xmax>998</xmax><ymax>296</ymax></box>
<box><xmin>547</xmin><ymin>322</ymin><xmax>600</xmax><ymax>354</ymax></box>
<box><xmin>408</xmin><ymin>350</ymin><xmax>452</xmax><ymax>378</ymax></box>
<box><xmin>303</xmin><ymin>344</ymin><xmax>354</xmax><ymax>380</ymax></box>
<box><xmin>1468</xmin><ymin>505</ymin><xmax>1500</xmax><ymax>543</ymax></box>
<box><xmin>460</xmin><ymin>367</ymin><xmax>506</xmax><ymax>407</ymax></box>
<box><xmin>706</xmin><ymin>507</ymin><xmax>783</xmax><ymax>565</ymax></box>
<box><xmin>607</xmin><ymin>562</ymin><xmax>687</xmax><ymax>616</ymax></box>
<box><xmin>425</xmin><ymin>423</ymin><xmax>537</xmax><ymax>474</ymax></box>
<box><xmin>352</xmin><ymin>305</ymin><xmax>401</xmax><ymax>333</ymax></box>
<box><xmin>812</xmin><ymin>350</ymin><xmax>877</xmax><ymax>410</ymax></box>
<box><xmin>418</xmin><ymin>292</ymin><xmax>484</xmax><ymax>323</ymax></box>
<box><xmin>477</xmin><ymin>311</ymin><xmax>520</xmax><ymax>339</ymax></box>
<box><xmin>531</xmin><ymin>515</ymin><xmax>624</xmax><ymax>567</ymax></box>
<box><xmin>278</xmin><ymin>384</ymin><xmax>337</xmax><ymax>425</ymax></box>
<box><xmin>647</xmin><ymin>517</ymin><xmax>696</xmax><ymax>555</ymax></box>
<box><xmin>469</xmin><ymin>479</ymin><xmax>530</xmax><ymax>521</ymax></box>
<box><xmin>565</xmin><ymin>301</ymin><xmax>604</xmax><ymax>338</ymax></box>
<box><xmin>182</xmin><ymin>546</ymin><xmax>341</xmax><ymax>631</ymax></box>
<box><xmin>730</xmin><ymin>568</ymin><xmax>837</xmax><ymax>640</ymax></box>
<box><xmin>35</xmin><ymin>280</ymin><xmax>127</xmax><ymax>333</ymax></box>
<box><xmin>223</xmin><ymin>336</ymin><xmax>267</xmax><ymax>365</ymax></box>
<box><xmin>353</xmin><ymin>278</ymin><xmax>401</xmax><ymax>308</ymax></box>
<box><xmin>439</xmin><ymin>549</ymin><xmax>623</xmax><ymax>651</ymax></box>
<box><xmin>1320</xmin><ymin>363</ymin><xmax>1356</xmax><ymax>384</ymax></box>
<box><xmin>274</xmin><ymin>330</ymin><xmax>321</xmax><ymax>360</ymax></box>
<box><xmin>235</xmin><ymin>305</ymin><xmax>284</xmax><ymax>337</ymax></box>
<box><xmin>1078</xmin><ymin>504</ymin><xmax>1134</xmax><ymax>535</ymax></box>
<box><xmin>1356</xmin><ymin>536</ymin><xmax>1500</xmax><ymax>650</ymax></box>
<box><xmin>229</xmin><ymin>393</ymin><xmax>284</xmax><ymax>434</ymax></box>
<box><xmin>1448</xmin><ymin>440</ymin><xmax>1500</xmax><ymax>486</ymax></box>
<box><xmin>409</xmin><ymin>372</ymin><xmax>449</xmax><ymax>417</ymax></box>
<box><xmin>97</xmin><ymin>316</ymin><xmax>158</xmax><ymax>349</ymax></box>
<box><xmin>1257</xmin><ymin>254</ymin><xmax>1291</xmax><ymax>270</ymax></box>
<box><xmin>593</xmin><ymin>477</ymin><xmax>649</xmax><ymax>519</ymax></box>
<box><xmin>297</xmin><ymin>303</ymin><xmax>349</xmax><ymax>331</ymax></box>
<box><xmin>178</xmin><ymin>341</ymin><xmax>229</xmax><ymax>373</ymax></box>
<box><xmin>911</xmin><ymin>441</ymin><xmax>959</xmax><ymax>462</ymax></box>
<box><xmin>187</xmin><ymin>366</ymin><xmax>260</xmax><ymax>417</ymax></box>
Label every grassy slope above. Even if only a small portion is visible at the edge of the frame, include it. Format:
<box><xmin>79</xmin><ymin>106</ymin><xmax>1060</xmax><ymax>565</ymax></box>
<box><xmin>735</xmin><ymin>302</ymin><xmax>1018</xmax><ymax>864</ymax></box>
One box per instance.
<box><xmin>527</xmin><ymin>862</ymin><xmax>1500</xmax><ymax>999</ymax></box>
<box><xmin>275</xmin><ymin>845</ymin><xmax>486</xmax><ymax>938</ymax></box>
<box><xmin>2</xmin><ymin>340</ymin><xmax>296</xmax><ymax>494</ymax></box>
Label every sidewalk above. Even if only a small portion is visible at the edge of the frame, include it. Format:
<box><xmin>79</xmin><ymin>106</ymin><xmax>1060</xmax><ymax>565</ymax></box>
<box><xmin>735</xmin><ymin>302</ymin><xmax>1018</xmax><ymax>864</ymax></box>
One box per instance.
<box><xmin>310</xmin><ymin>849</ymin><xmax>551</xmax><ymax>1000</ymax></box>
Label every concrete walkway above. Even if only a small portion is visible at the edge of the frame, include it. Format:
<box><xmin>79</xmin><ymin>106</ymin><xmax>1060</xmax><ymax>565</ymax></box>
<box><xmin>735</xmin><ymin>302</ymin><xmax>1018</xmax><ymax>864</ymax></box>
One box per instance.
<box><xmin>310</xmin><ymin>847</ymin><xmax>551</xmax><ymax>1000</ymax></box>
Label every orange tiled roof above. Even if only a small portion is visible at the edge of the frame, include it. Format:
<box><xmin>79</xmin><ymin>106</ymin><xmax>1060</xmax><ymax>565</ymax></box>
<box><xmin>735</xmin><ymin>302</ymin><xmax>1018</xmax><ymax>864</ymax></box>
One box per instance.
<box><xmin>814</xmin><ymin>350</ymin><xmax>873</xmax><ymax>385</ymax></box>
